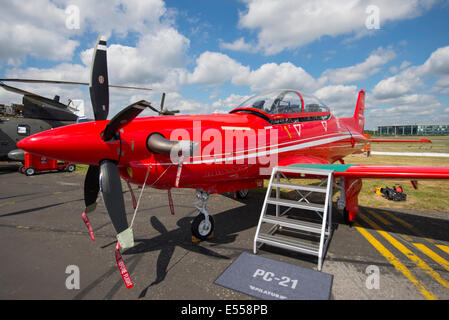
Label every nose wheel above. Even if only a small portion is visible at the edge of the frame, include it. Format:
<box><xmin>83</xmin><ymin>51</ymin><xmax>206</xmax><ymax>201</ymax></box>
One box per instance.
<box><xmin>191</xmin><ymin>213</ymin><xmax>215</xmax><ymax>241</ymax></box>
<box><xmin>191</xmin><ymin>191</ymin><xmax>215</xmax><ymax>241</ymax></box>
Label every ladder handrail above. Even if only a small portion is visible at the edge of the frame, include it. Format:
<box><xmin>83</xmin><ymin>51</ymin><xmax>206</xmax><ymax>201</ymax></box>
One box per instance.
<box><xmin>253</xmin><ymin>170</ymin><xmax>276</xmax><ymax>254</ymax></box>
<box><xmin>317</xmin><ymin>172</ymin><xmax>333</xmax><ymax>270</ymax></box>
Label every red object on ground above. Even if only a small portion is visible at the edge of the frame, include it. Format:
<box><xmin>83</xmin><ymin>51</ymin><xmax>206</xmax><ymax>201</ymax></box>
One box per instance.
<box><xmin>22</xmin><ymin>152</ymin><xmax>75</xmax><ymax>176</ymax></box>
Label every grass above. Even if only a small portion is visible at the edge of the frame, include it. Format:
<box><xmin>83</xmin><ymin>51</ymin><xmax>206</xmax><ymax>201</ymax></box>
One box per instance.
<box><xmin>344</xmin><ymin>154</ymin><xmax>449</xmax><ymax>212</ymax></box>
<box><xmin>74</xmin><ymin>164</ymin><xmax>89</xmax><ymax>174</ymax></box>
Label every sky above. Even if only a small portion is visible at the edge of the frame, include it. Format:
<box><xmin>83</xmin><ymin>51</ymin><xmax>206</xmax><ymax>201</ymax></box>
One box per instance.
<box><xmin>1</xmin><ymin>0</ymin><xmax>449</xmax><ymax>130</ymax></box>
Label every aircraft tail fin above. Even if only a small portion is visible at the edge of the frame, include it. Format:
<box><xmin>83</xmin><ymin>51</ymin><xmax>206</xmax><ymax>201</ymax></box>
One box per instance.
<box><xmin>353</xmin><ymin>89</ymin><xmax>365</xmax><ymax>133</ymax></box>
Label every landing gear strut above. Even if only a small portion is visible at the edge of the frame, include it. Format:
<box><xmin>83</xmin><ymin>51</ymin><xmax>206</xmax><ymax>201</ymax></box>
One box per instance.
<box><xmin>191</xmin><ymin>190</ymin><xmax>214</xmax><ymax>241</ymax></box>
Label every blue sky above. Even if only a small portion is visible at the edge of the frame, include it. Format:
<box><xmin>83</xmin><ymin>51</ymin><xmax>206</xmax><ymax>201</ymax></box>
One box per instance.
<box><xmin>1</xmin><ymin>0</ymin><xmax>449</xmax><ymax>129</ymax></box>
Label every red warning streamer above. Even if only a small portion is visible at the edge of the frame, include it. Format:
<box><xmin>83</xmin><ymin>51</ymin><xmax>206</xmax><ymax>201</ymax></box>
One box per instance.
<box><xmin>168</xmin><ymin>189</ymin><xmax>175</xmax><ymax>215</ymax></box>
<box><xmin>81</xmin><ymin>211</ymin><xmax>95</xmax><ymax>242</ymax></box>
<box><xmin>115</xmin><ymin>242</ymin><xmax>134</xmax><ymax>289</ymax></box>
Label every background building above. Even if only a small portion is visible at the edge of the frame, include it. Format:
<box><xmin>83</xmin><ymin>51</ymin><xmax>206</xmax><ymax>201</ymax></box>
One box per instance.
<box><xmin>377</xmin><ymin>123</ymin><xmax>449</xmax><ymax>135</ymax></box>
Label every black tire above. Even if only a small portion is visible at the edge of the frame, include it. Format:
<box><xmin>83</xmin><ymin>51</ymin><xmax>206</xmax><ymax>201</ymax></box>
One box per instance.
<box><xmin>66</xmin><ymin>164</ymin><xmax>76</xmax><ymax>172</ymax></box>
<box><xmin>191</xmin><ymin>213</ymin><xmax>215</xmax><ymax>241</ymax></box>
<box><xmin>236</xmin><ymin>189</ymin><xmax>249</xmax><ymax>199</ymax></box>
<box><xmin>18</xmin><ymin>165</ymin><xmax>25</xmax><ymax>174</ymax></box>
<box><xmin>25</xmin><ymin>167</ymin><xmax>35</xmax><ymax>176</ymax></box>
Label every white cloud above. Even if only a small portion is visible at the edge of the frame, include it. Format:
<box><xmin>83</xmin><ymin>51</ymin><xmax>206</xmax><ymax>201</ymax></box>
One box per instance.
<box><xmin>187</xmin><ymin>52</ymin><xmax>249</xmax><ymax>86</ymax></box>
<box><xmin>81</xmin><ymin>29</ymin><xmax>190</xmax><ymax>86</ymax></box>
<box><xmin>219</xmin><ymin>37</ymin><xmax>254</xmax><ymax>53</ymax></box>
<box><xmin>67</xmin><ymin>0</ymin><xmax>168</xmax><ymax>37</ymax></box>
<box><xmin>372</xmin><ymin>46</ymin><xmax>449</xmax><ymax>100</ymax></box>
<box><xmin>235</xmin><ymin>0</ymin><xmax>438</xmax><ymax>55</ymax></box>
<box><xmin>372</xmin><ymin>67</ymin><xmax>424</xmax><ymax>100</ymax></box>
<box><xmin>232</xmin><ymin>62</ymin><xmax>319</xmax><ymax>92</ymax></box>
<box><xmin>320</xmin><ymin>47</ymin><xmax>396</xmax><ymax>84</ymax></box>
<box><xmin>0</xmin><ymin>0</ymin><xmax>174</xmax><ymax>66</ymax></box>
<box><xmin>211</xmin><ymin>94</ymin><xmax>252</xmax><ymax>113</ymax></box>
<box><xmin>313</xmin><ymin>85</ymin><xmax>358</xmax><ymax>117</ymax></box>
<box><xmin>419</xmin><ymin>46</ymin><xmax>449</xmax><ymax>75</ymax></box>
<box><xmin>0</xmin><ymin>0</ymin><xmax>79</xmax><ymax>65</ymax></box>
<box><xmin>400</xmin><ymin>61</ymin><xmax>411</xmax><ymax>70</ymax></box>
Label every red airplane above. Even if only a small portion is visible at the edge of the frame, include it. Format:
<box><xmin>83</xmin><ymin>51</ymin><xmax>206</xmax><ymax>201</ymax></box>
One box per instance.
<box><xmin>17</xmin><ymin>37</ymin><xmax>449</xmax><ymax>287</ymax></box>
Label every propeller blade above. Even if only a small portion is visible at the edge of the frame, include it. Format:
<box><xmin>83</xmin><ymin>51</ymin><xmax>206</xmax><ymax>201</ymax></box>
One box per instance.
<box><xmin>89</xmin><ymin>36</ymin><xmax>109</xmax><ymax>121</ymax></box>
<box><xmin>0</xmin><ymin>78</ymin><xmax>152</xmax><ymax>91</ymax></box>
<box><xmin>100</xmin><ymin>160</ymin><xmax>133</xmax><ymax>248</ymax></box>
<box><xmin>160</xmin><ymin>92</ymin><xmax>166</xmax><ymax>111</ymax></box>
<box><xmin>102</xmin><ymin>100</ymin><xmax>151</xmax><ymax>141</ymax></box>
<box><xmin>84</xmin><ymin>165</ymin><xmax>100</xmax><ymax>211</ymax></box>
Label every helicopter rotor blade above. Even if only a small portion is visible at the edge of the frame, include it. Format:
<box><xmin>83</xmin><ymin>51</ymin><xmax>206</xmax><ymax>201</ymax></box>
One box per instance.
<box><xmin>0</xmin><ymin>78</ymin><xmax>151</xmax><ymax>91</ymax></box>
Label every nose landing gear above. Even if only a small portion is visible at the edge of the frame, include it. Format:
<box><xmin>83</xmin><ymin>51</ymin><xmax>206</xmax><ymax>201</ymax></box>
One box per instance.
<box><xmin>191</xmin><ymin>190</ymin><xmax>215</xmax><ymax>242</ymax></box>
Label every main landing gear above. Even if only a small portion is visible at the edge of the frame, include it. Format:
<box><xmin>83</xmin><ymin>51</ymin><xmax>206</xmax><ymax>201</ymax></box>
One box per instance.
<box><xmin>191</xmin><ymin>190</ymin><xmax>215</xmax><ymax>242</ymax></box>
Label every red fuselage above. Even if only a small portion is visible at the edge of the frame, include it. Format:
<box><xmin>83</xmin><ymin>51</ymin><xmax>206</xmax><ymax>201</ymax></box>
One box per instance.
<box><xmin>17</xmin><ymin>109</ymin><xmax>367</xmax><ymax>194</ymax></box>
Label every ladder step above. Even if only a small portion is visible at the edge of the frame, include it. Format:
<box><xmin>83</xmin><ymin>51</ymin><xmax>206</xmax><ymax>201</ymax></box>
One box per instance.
<box><xmin>256</xmin><ymin>233</ymin><xmax>320</xmax><ymax>256</ymax></box>
<box><xmin>266</xmin><ymin>197</ymin><xmax>325</xmax><ymax>212</ymax></box>
<box><xmin>272</xmin><ymin>182</ymin><xmax>327</xmax><ymax>193</ymax></box>
<box><xmin>262</xmin><ymin>215</ymin><xmax>329</xmax><ymax>235</ymax></box>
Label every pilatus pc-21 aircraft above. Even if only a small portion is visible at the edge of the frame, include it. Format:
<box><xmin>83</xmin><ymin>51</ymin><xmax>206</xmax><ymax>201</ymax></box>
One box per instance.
<box><xmin>17</xmin><ymin>37</ymin><xmax>449</xmax><ymax>288</ymax></box>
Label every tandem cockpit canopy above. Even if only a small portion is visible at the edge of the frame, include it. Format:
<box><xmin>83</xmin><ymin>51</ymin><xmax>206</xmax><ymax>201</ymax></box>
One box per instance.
<box><xmin>235</xmin><ymin>89</ymin><xmax>330</xmax><ymax>116</ymax></box>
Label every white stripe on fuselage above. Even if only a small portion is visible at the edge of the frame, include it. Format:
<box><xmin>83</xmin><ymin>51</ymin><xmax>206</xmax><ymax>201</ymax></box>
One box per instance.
<box><xmin>189</xmin><ymin>131</ymin><xmax>349</xmax><ymax>160</ymax></box>
<box><xmin>184</xmin><ymin>133</ymin><xmax>352</xmax><ymax>165</ymax></box>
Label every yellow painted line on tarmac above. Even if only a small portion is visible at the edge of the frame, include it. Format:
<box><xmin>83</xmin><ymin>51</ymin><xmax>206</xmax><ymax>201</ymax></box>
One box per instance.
<box><xmin>364</xmin><ymin>209</ymin><xmax>413</xmax><ymax>242</ymax></box>
<box><xmin>436</xmin><ymin>245</ymin><xmax>449</xmax><ymax>256</ymax></box>
<box><xmin>354</xmin><ymin>222</ymin><xmax>437</xmax><ymax>300</ymax></box>
<box><xmin>360</xmin><ymin>213</ymin><xmax>449</xmax><ymax>293</ymax></box>
<box><xmin>365</xmin><ymin>208</ymin><xmax>393</xmax><ymax>226</ymax></box>
<box><xmin>382</xmin><ymin>210</ymin><xmax>436</xmax><ymax>244</ymax></box>
<box><xmin>413</xmin><ymin>243</ymin><xmax>449</xmax><ymax>273</ymax></box>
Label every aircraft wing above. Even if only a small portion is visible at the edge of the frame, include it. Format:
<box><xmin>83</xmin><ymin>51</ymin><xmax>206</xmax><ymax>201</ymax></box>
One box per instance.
<box><xmin>287</xmin><ymin>163</ymin><xmax>449</xmax><ymax>179</ymax></box>
<box><xmin>370</xmin><ymin>138</ymin><xmax>431</xmax><ymax>143</ymax></box>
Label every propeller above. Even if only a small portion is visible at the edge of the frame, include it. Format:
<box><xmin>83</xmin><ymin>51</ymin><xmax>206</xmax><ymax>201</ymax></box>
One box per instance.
<box><xmin>81</xmin><ymin>36</ymin><xmax>150</xmax><ymax>249</ymax></box>
<box><xmin>147</xmin><ymin>92</ymin><xmax>180</xmax><ymax>116</ymax></box>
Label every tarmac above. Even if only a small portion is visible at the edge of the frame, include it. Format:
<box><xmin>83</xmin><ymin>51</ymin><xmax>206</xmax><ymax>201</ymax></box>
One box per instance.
<box><xmin>1</xmin><ymin>163</ymin><xmax>449</xmax><ymax>300</ymax></box>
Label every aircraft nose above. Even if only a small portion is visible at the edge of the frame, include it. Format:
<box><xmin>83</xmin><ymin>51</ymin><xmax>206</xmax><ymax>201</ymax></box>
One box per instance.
<box><xmin>17</xmin><ymin>122</ymin><xmax>120</xmax><ymax>165</ymax></box>
<box><xmin>17</xmin><ymin>129</ymin><xmax>76</xmax><ymax>161</ymax></box>
<box><xmin>17</xmin><ymin>134</ymin><xmax>44</xmax><ymax>154</ymax></box>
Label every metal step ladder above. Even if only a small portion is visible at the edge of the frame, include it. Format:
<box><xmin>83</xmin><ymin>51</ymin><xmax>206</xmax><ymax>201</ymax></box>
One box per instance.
<box><xmin>253</xmin><ymin>166</ymin><xmax>334</xmax><ymax>271</ymax></box>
